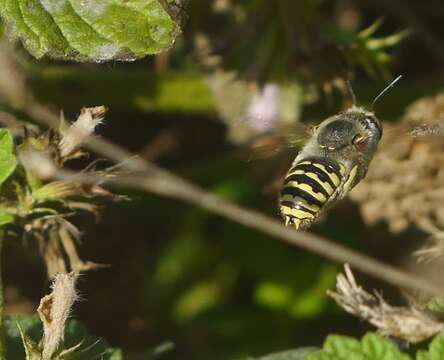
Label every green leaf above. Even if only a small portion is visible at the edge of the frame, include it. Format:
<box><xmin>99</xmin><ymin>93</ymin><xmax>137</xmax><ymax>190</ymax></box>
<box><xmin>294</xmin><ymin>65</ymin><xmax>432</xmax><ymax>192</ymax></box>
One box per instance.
<box><xmin>304</xmin><ymin>332</ymin><xmax>420</xmax><ymax>360</ymax></box>
<box><xmin>256</xmin><ymin>347</ymin><xmax>319</xmax><ymax>359</ymax></box>
<box><xmin>361</xmin><ymin>333</ymin><xmax>410</xmax><ymax>360</ymax></box>
<box><xmin>0</xmin><ymin>0</ymin><xmax>184</xmax><ymax>62</ymax></box>
<box><xmin>305</xmin><ymin>352</ymin><xmax>334</xmax><ymax>360</ymax></box>
<box><xmin>323</xmin><ymin>335</ymin><xmax>363</xmax><ymax>358</ymax></box>
<box><xmin>366</xmin><ymin>30</ymin><xmax>411</xmax><ymax>50</ymax></box>
<box><xmin>0</xmin><ymin>210</ymin><xmax>15</xmax><ymax>227</ymax></box>
<box><xmin>254</xmin><ymin>265</ymin><xmax>337</xmax><ymax>319</ymax></box>
<box><xmin>58</xmin><ymin>320</ymin><xmax>123</xmax><ymax>359</ymax></box>
<box><xmin>173</xmin><ymin>266</ymin><xmax>236</xmax><ymax>323</ymax></box>
<box><xmin>359</xmin><ymin>18</ymin><xmax>384</xmax><ymax>39</ymax></box>
<box><xmin>305</xmin><ymin>333</ymin><xmax>411</xmax><ymax>360</ymax></box>
<box><xmin>427</xmin><ymin>332</ymin><xmax>444</xmax><ymax>360</ymax></box>
<box><xmin>335</xmin><ymin>18</ymin><xmax>410</xmax><ymax>79</ymax></box>
<box><xmin>6</xmin><ymin>315</ymin><xmax>123</xmax><ymax>359</ymax></box>
<box><xmin>416</xmin><ymin>350</ymin><xmax>430</xmax><ymax>360</ymax></box>
<box><xmin>5</xmin><ymin>315</ymin><xmax>43</xmax><ymax>360</ymax></box>
<box><xmin>17</xmin><ymin>324</ymin><xmax>41</xmax><ymax>360</ymax></box>
<box><xmin>0</xmin><ymin>129</ymin><xmax>16</xmax><ymax>189</ymax></box>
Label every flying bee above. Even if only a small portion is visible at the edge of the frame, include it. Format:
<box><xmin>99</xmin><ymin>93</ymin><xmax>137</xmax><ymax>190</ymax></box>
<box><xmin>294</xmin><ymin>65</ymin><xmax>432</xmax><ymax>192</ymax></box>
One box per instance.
<box><xmin>279</xmin><ymin>76</ymin><xmax>402</xmax><ymax>230</ymax></box>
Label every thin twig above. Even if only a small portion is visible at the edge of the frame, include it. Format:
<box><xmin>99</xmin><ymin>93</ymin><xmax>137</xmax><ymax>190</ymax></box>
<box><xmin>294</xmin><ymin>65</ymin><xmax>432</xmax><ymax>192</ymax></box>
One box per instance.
<box><xmin>0</xmin><ymin>230</ymin><xmax>5</xmax><ymax>359</ymax></box>
<box><xmin>39</xmin><ymin>161</ymin><xmax>444</xmax><ymax>297</ymax></box>
<box><xmin>24</xmin><ymin>102</ymin><xmax>444</xmax><ymax>297</ymax></box>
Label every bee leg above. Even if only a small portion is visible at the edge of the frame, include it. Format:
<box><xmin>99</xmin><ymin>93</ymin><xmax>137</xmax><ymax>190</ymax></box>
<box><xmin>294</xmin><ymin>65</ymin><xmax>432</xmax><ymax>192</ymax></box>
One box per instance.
<box><xmin>283</xmin><ymin>215</ymin><xmax>308</xmax><ymax>230</ymax></box>
<box><xmin>293</xmin><ymin>218</ymin><xmax>302</xmax><ymax>230</ymax></box>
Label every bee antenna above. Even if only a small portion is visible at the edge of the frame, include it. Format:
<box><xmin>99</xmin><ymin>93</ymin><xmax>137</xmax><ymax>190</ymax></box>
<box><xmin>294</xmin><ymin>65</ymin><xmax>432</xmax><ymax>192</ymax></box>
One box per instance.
<box><xmin>346</xmin><ymin>79</ymin><xmax>357</xmax><ymax>105</ymax></box>
<box><xmin>371</xmin><ymin>75</ymin><xmax>403</xmax><ymax>111</ymax></box>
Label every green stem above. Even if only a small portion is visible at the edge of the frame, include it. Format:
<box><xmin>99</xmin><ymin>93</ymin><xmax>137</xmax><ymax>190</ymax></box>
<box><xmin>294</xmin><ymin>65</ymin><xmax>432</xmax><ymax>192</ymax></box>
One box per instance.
<box><xmin>0</xmin><ymin>229</ymin><xmax>5</xmax><ymax>359</ymax></box>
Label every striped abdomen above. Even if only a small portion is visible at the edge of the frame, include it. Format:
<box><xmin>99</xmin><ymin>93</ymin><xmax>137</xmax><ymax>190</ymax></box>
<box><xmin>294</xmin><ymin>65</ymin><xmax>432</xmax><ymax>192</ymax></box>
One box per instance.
<box><xmin>279</xmin><ymin>158</ymin><xmax>346</xmax><ymax>229</ymax></box>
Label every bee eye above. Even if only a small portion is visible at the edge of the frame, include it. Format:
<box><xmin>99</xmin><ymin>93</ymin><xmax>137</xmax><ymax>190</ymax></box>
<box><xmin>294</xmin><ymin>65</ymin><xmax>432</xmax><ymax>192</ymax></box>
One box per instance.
<box><xmin>352</xmin><ymin>134</ymin><xmax>366</xmax><ymax>145</ymax></box>
<box><xmin>308</xmin><ymin>124</ymin><xmax>319</xmax><ymax>135</ymax></box>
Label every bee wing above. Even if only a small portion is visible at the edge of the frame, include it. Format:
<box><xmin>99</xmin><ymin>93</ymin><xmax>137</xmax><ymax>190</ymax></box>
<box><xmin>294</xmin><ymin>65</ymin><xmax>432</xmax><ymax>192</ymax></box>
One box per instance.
<box><xmin>244</xmin><ymin>123</ymin><xmax>312</xmax><ymax>161</ymax></box>
<box><xmin>238</xmin><ymin>123</ymin><xmax>314</xmax><ymax>195</ymax></box>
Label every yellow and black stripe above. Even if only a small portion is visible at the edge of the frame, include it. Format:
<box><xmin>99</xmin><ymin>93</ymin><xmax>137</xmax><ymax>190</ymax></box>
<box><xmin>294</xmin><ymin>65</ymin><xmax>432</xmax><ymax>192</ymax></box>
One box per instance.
<box><xmin>279</xmin><ymin>158</ymin><xmax>345</xmax><ymax>229</ymax></box>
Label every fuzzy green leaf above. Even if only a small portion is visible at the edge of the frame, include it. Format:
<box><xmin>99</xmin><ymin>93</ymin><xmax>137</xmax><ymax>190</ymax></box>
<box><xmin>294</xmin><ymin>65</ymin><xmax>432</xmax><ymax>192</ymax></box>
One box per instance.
<box><xmin>361</xmin><ymin>333</ymin><xmax>410</xmax><ymax>360</ymax></box>
<box><xmin>17</xmin><ymin>324</ymin><xmax>41</xmax><ymax>360</ymax></box>
<box><xmin>323</xmin><ymin>335</ymin><xmax>363</xmax><ymax>358</ymax></box>
<box><xmin>427</xmin><ymin>332</ymin><xmax>444</xmax><ymax>360</ymax></box>
<box><xmin>256</xmin><ymin>347</ymin><xmax>319</xmax><ymax>359</ymax></box>
<box><xmin>6</xmin><ymin>315</ymin><xmax>123</xmax><ymax>359</ymax></box>
<box><xmin>416</xmin><ymin>350</ymin><xmax>430</xmax><ymax>360</ymax></box>
<box><xmin>5</xmin><ymin>316</ymin><xmax>42</xmax><ymax>360</ymax></box>
<box><xmin>305</xmin><ymin>333</ymin><xmax>415</xmax><ymax>360</ymax></box>
<box><xmin>0</xmin><ymin>0</ymin><xmax>184</xmax><ymax>62</ymax></box>
<box><xmin>305</xmin><ymin>353</ymin><xmax>336</xmax><ymax>360</ymax></box>
<box><xmin>0</xmin><ymin>129</ymin><xmax>16</xmax><ymax>189</ymax></box>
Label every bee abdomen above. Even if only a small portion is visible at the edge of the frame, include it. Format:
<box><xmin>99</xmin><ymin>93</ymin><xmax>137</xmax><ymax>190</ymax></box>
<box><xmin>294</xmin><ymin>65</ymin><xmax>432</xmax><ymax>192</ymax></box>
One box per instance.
<box><xmin>279</xmin><ymin>158</ymin><xmax>345</xmax><ymax>229</ymax></box>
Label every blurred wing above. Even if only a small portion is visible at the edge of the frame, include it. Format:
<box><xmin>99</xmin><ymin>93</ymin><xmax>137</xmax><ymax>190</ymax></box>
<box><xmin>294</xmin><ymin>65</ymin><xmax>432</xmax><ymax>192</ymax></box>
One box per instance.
<box><xmin>245</xmin><ymin>123</ymin><xmax>312</xmax><ymax>161</ymax></box>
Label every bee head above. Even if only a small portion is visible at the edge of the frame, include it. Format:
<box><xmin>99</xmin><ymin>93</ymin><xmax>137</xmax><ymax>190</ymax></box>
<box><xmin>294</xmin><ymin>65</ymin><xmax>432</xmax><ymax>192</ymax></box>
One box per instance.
<box><xmin>312</xmin><ymin>76</ymin><xmax>402</xmax><ymax>159</ymax></box>
<box><xmin>316</xmin><ymin>106</ymin><xmax>382</xmax><ymax>152</ymax></box>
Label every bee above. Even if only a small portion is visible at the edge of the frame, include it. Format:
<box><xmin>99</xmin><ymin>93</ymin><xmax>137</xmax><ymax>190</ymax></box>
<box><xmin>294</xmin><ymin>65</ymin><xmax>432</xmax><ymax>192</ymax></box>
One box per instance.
<box><xmin>279</xmin><ymin>76</ymin><xmax>402</xmax><ymax>230</ymax></box>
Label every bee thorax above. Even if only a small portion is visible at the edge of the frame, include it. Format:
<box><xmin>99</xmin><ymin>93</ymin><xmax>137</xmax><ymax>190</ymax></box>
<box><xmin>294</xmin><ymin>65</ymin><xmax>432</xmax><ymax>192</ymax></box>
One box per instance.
<box><xmin>318</xmin><ymin>120</ymin><xmax>355</xmax><ymax>149</ymax></box>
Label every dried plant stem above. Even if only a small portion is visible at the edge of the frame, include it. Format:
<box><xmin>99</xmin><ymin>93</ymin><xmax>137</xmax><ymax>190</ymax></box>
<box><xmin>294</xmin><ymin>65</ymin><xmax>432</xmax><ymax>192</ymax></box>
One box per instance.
<box><xmin>0</xmin><ymin>230</ymin><xmax>5</xmax><ymax>360</ymax></box>
<box><xmin>38</xmin><ymin>273</ymin><xmax>78</xmax><ymax>360</ymax></box>
<box><xmin>26</xmin><ymin>102</ymin><xmax>444</xmax><ymax>297</ymax></box>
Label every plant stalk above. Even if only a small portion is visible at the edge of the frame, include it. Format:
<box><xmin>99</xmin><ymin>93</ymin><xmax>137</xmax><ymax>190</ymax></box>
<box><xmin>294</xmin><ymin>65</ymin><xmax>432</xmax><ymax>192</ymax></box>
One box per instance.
<box><xmin>0</xmin><ymin>229</ymin><xmax>6</xmax><ymax>359</ymax></box>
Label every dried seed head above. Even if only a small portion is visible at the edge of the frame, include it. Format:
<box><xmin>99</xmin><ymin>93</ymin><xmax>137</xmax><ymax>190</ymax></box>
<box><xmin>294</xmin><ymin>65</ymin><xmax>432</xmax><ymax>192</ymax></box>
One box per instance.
<box><xmin>59</xmin><ymin>106</ymin><xmax>106</xmax><ymax>158</ymax></box>
<box><xmin>328</xmin><ymin>264</ymin><xmax>444</xmax><ymax>343</ymax></box>
<box><xmin>410</xmin><ymin>122</ymin><xmax>444</xmax><ymax>137</ymax></box>
<box><xmin>350</xmin><ymin>93</ymin><xmax>444</xmax><ymax>236</ymax></box>
<box><xmin>18</xmin><ymin>147</ymin><xmax>57</xmax><ymax>179</ymax></box>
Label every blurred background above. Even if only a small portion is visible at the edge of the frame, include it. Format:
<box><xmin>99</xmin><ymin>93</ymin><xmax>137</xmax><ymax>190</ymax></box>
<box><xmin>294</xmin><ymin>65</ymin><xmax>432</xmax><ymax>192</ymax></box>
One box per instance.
<box><xmin>3</xmin><ymin>0</ymin><xmax>444</xmax><ymax>359</ymax></box>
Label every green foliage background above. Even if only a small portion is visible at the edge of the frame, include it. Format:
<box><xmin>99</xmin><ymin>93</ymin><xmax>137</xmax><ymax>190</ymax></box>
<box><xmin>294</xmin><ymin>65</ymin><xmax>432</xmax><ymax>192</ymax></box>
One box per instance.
<box><xmin>0</xmin><ymin>0</ymin><xmax>444</xmax><ymax>359</ymax></box>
